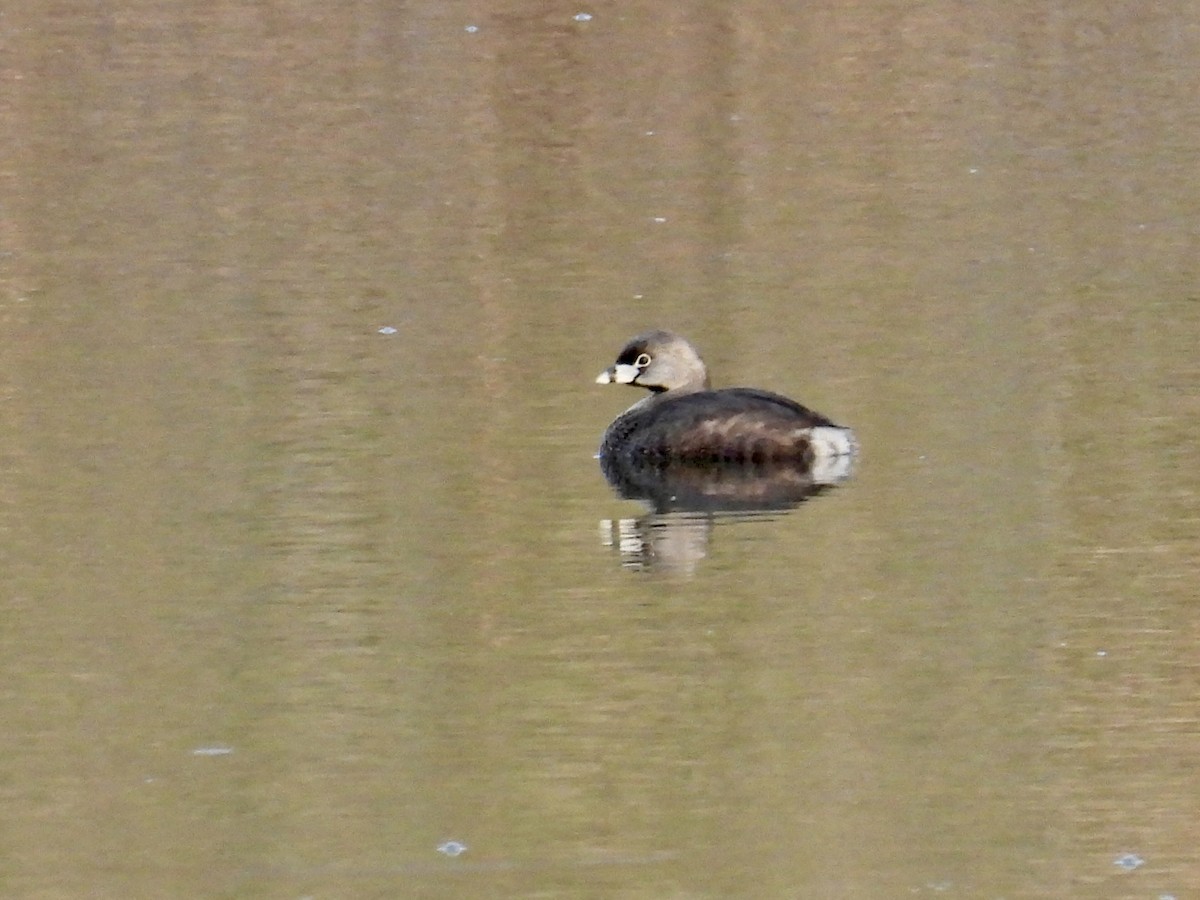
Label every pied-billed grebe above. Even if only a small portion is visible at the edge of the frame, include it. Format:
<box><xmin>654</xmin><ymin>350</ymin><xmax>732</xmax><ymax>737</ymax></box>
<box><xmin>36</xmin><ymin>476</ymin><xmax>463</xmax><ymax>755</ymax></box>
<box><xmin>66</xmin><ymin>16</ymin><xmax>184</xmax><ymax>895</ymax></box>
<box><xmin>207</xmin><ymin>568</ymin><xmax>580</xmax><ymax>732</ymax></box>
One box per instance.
<box><xmin>595</xmin><ymin>330</ymin><xmax>857</xmax><ymax>468</ymax></box>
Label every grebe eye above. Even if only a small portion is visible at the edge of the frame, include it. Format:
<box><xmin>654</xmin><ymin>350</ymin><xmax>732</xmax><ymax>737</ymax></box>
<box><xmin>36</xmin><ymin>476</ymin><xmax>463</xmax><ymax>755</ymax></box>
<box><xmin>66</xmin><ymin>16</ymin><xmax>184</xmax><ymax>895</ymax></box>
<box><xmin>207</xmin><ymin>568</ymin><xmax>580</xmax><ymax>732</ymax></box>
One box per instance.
<box><xmin>634</xmin><ymin>353</ymin><xmax>652</xmax><ymax>368</ymax></box>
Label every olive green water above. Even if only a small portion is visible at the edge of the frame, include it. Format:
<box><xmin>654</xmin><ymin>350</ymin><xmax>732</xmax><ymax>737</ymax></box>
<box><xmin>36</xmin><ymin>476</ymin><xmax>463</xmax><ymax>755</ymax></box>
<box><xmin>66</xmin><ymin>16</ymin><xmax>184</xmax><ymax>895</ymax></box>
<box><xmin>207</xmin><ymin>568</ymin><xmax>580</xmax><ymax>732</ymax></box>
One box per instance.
<box><xmin>3</xmin><ymin>3</ymin><xmax>1199</xmax><ymax>898</ymax></box>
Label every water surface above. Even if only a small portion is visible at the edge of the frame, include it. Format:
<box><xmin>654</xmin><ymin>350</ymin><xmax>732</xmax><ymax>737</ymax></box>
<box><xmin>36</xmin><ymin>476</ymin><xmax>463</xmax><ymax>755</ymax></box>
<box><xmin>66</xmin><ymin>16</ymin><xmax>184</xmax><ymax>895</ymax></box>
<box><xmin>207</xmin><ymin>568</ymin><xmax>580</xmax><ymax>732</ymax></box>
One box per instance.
<box><xmin>2</xmin><ymin>2</ymin><xmax>1199</xmax><ymax>898</ymax></box>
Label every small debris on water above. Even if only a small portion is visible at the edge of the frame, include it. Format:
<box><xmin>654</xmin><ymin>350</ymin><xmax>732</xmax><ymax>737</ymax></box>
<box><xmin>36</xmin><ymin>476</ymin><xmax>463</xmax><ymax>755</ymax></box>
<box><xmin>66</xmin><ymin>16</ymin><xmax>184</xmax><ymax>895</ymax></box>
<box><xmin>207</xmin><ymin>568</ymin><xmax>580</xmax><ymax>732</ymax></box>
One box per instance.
<box><xmin>438</xmin><ymin>840</ymin><xmax>467</xmax><ymax>857</ymax></box>
<box><xmin>1113</xmin><ymin>852</ymin><xmax>1144</xmax><ymax>871</ymax></box>
<box><xmin>378</xmin><ymin>326</ymin><xmax>398</xmax><ymax>335</ymax></box>
<box><xmin>191</xmin><ymin>746</ymin><xmax>234</xmax><ymax>756</ymax></box>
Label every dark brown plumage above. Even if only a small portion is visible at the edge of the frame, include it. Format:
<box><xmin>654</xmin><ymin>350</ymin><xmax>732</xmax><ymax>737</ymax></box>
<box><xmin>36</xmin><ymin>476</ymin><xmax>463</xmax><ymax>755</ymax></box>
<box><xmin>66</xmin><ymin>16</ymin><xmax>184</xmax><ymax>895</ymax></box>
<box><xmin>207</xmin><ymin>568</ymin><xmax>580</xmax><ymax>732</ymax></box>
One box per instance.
<box><xmin>595</xmin><ymin>330</ymin><xmax>856</xmax><ymax>469</ymax></box>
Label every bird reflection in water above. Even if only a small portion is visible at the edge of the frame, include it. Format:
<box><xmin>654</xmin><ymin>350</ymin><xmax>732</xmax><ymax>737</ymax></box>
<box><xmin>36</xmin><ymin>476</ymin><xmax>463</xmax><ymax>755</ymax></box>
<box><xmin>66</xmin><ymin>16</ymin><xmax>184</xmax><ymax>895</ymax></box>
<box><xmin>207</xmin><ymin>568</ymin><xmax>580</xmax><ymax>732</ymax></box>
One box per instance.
<box><xmin>597</xmin><ymin>452</ymin><xmax>854</xmax><ymax>573</ymax></box>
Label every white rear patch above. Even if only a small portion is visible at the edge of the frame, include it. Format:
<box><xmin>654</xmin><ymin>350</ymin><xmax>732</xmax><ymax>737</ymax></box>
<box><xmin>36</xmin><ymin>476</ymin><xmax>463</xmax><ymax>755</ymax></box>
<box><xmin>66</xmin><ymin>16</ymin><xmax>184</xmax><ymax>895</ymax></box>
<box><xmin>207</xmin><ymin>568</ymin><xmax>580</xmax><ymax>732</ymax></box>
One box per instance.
<box><xmin>803</xmin><ymin>426</ymin><xmax>858</xmax><ymax>483</ymax></box>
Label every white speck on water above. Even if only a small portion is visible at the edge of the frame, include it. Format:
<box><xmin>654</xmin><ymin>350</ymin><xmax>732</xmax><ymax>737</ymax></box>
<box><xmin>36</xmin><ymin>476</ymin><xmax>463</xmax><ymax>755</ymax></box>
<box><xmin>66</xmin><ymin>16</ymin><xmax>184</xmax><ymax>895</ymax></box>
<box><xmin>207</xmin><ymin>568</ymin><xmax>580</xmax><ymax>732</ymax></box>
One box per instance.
<box><xmin>378</xmin><ymin>326</ymin><xmax>398</xmax><ymax>335</ymax></box>
<box><xmin>1096</xmin><ymin>650</ymin><xmax>1107</xmax><ymax>657</ymax></box>
<box><xmin>464</xmin><ymin>24</ymin><xmax>478</xmax><ymax>33</ymax></box>
<box><xmin>574</xmin><ymin>13</ymin><xmax>593</xmax><ymax>21</ymax></box>
<box><xmin>652</xmin><ymin>216</ymin><xmax>666</xmax><ymax>223</ymax></box>
<box><xmin>968</xmin><ymin>167</ymin><xmax>979</xmax><ymax>174</ymax></box>
<box><xmin>192</xmin><ymin>746</ymin><xmax>234</xmax><ymax>756</ymax></box>
<box><xmin>1113</xmin><ymin>852</ymin><xmax>1143</xmax><ymax>871</ymax></box>
<box><xmin>438</xmin><ymin>840</ymin><xmax>467</xmax><ymax>857</ymax></box>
